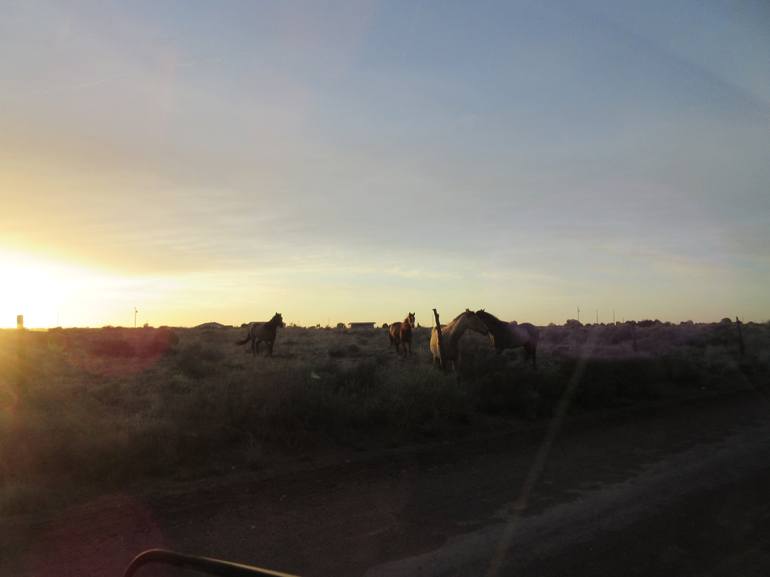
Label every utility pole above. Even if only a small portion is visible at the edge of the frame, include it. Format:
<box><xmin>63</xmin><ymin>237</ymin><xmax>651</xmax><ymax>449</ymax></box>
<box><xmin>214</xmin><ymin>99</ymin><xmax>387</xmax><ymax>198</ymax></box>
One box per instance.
<box><xmin>134</xmin><ymin>307</ymin><xmax>138</xmax><ymax>328</ymax></box>
<box><xmin>577</xmin><ymin>306</ymin><xmax>580</xmax><ymax>323</ymax></box>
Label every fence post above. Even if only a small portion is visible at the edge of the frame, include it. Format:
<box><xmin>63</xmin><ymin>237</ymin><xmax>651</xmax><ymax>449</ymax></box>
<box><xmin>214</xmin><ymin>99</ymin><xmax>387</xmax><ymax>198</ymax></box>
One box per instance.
<box><xmin>433</xmin><ymin>308</ymin><xmax>445</xmax><ymax>371</ymax></box>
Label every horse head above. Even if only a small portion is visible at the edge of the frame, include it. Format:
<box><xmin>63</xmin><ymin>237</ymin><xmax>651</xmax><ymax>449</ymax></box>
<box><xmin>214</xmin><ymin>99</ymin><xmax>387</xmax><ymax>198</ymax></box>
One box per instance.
<box><xmin>461</xmin><ymin>310</ymin><xmax>489</xmax><ymax>335</ymax></box>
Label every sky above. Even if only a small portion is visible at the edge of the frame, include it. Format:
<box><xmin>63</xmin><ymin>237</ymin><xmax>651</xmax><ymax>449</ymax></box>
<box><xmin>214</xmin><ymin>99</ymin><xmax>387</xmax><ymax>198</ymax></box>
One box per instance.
<box><xmin>1</xmin><ymin>0</ymin><xmax>769</xmax><ymax>327</ymax></box>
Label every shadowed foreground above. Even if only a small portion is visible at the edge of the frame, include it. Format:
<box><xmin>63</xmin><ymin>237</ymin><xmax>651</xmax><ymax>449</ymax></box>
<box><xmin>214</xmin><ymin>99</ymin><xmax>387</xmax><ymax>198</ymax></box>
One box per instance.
<box><xmin>3</xmin><ymin>390</ymin><xmax>770</xmax><ymax>577</ymax></box>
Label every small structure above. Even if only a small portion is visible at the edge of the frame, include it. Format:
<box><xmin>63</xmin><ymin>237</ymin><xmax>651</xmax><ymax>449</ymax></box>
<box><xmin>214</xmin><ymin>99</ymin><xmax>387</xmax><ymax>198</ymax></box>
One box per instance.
<box><xmin>195</xmin><ymin>322</ymin><xmax>230</xmax><ymax>329</ymax></box>
<box><xmin>16</xmin><ymin>314</ymin><xmax>23</xmax><ymax>329</ymax></box>
<box><xmin>348</xmin><ymin>322</ymin><xmax>376</xmax><ymax>330</ymax></box>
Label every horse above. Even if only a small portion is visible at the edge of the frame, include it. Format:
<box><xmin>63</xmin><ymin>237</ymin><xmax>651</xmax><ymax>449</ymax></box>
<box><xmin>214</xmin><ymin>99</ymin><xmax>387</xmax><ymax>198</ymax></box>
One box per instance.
<box><xmin>237</xmin><ymin>312</ymin><xmax>284</xmax><ymax>357</ymax></box>
<box><xmin>430</xmin><ymin>309</ymin><xmax>489</xmax><ymax>370</ymax></box>
<box><xmin>389</xmin><ymin>312</ymin><xmax>415</xmax><ymax>356</ymax></box>
<box><xmin>475</xmin><ymin>309</ymin><xmax>539</xmax><ymax>369</ymax></box>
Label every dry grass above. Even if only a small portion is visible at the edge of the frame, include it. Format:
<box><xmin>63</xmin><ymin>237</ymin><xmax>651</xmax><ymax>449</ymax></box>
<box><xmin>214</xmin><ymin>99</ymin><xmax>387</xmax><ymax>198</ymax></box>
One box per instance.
<box><xmin>1</xmin><ymin>320</ymin><xmax>768</xmax><ymax>514</ymax></box>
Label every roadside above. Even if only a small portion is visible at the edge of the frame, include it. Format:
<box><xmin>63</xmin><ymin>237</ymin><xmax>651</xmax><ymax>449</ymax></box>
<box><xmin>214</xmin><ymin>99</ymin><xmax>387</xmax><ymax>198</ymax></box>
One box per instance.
<box><xmin>3</xmin><ymin>387</ymin><xmax>769</xmax><ymax>577</ymax></box>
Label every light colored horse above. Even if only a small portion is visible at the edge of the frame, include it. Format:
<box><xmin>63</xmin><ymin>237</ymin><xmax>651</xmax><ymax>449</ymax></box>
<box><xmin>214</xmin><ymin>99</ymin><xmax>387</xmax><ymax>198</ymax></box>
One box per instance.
<box><xmin>430</xmin><ymin>309</ymin><xmax>489</xmax><ymax>370</ymax></box>
<box><xmin>475</xmin><ymin>309</ymin><xmax>539</xmax><ymax>369</ymax></box>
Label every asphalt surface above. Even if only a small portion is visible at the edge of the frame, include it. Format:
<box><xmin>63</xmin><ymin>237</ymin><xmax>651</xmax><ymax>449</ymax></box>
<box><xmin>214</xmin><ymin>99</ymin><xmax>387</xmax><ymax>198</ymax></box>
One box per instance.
<box><xmin>5</xmin><ymin>390</ymin><xmax>770</xmax><ymax>577</ymax></box>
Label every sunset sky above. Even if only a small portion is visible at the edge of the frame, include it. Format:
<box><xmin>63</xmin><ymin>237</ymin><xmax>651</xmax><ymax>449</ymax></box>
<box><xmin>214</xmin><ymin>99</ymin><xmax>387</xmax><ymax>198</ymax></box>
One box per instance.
<box><xmin>1</xmin><ymin>1</ymin><xmax>769</xmax><ymax>327</ymax></box>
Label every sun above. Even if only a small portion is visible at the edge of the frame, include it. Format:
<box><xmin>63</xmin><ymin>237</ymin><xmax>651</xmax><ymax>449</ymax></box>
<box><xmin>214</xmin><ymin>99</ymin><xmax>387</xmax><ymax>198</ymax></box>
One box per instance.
<box><xmin>0</xmin><ymin>249</ymin><xmax>89</xmax><ymax>328</ymax></box>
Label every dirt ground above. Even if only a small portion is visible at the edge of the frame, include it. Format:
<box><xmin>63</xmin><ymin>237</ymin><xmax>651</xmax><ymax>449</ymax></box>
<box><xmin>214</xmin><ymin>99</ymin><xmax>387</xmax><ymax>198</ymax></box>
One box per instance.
<box><xmin>4</xmin><ymin>388</ymin><xmax>770</xmax><ymax>577</ymax></box>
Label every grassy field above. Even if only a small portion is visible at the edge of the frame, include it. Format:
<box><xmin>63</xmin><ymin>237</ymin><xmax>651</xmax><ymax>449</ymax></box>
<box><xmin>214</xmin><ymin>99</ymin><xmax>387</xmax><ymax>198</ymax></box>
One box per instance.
<box><xmin>1</xmin><ymin>319</ymin><xmax>768</xmax><ymax>515</ymax></box>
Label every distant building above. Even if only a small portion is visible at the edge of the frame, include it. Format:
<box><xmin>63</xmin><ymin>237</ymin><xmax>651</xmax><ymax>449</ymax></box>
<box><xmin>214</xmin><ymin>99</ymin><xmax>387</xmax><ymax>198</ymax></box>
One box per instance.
<box><xmin>16</xmin><ymin>315</ymin><xmax>23</xmax><ymax>329</ymax></box>
<box><xmin>195</xmin><ymin>322</ymin><xmax>230</xmax><ymax>329</ymax></box>
<box><xmin>348</xmin><ymin>322</ymin><xmax>376</xmax><ymax>330</ymax></box>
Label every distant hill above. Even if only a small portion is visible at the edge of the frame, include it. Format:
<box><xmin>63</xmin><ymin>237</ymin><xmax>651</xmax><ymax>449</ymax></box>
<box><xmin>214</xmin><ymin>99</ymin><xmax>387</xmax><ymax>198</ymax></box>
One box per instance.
<box><xmin>193</xmin><ymin>322</ymin><xmax>232</xmax><ymax>329</ymax></box>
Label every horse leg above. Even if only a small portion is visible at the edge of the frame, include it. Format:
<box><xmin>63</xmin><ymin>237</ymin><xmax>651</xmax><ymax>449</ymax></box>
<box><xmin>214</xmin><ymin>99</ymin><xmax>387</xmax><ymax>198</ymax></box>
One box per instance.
<box><xmin>267</xmin><ymin>340</ymin><xmax>274</xmax><ymax>357</ymax></box>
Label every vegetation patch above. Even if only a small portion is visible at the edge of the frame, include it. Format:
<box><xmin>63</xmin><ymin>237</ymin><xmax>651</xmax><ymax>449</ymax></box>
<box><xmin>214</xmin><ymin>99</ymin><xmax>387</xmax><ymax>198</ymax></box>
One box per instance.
<box><xmin>0</xmin><ymin>320</ymin><xmax>766</xmax><ymax>514</ymax></box>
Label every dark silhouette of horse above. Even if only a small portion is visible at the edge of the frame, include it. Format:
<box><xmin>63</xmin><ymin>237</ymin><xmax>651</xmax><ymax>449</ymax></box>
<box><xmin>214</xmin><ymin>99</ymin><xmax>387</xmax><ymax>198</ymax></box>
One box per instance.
<box><xmin>237</xmin><ymin>312</ymin><xmax>284</xmax><ymax>357</ymax></box>
<box><xmin>389</xmin><ymin>312</ymin><xmax>415</xmax><ymax>357</ymax></box>
<box><xmin>475</xmin><ymin>309</ymin><xmax>539</xmax><ymax>368</ymax></box>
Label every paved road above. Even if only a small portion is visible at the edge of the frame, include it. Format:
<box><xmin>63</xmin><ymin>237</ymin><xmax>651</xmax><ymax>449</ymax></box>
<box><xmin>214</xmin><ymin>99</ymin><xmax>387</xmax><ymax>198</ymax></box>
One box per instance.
<box><xmin>5</xmin><ymin>390</ymin><xmax>770</xmax><ymax>577</ymax></box>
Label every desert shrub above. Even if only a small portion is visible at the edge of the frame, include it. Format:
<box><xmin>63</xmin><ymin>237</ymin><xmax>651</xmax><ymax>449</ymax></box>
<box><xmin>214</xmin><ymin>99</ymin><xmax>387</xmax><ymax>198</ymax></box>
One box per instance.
<box><xmin>544</xmin><ymin>326</ymin><xmax>569</xmax><ymax>345</ymax></box>
<box><xmin>328</xmin><ymin>343</ymin><xmax>362</xmax><ymax>358</ymax></box>
<box><xmin>144</xmin><ymin>328</ymin><xmax>179</xmax><ymax>355</ymax></box>
<box><xmin>327</xmin><ymin>359</ymin><xmax>380</xmax><ymax>394</ymax></box>
<box><xmin>90</xmin><ymin>337</ymin><xmax>135</xmax><ymax>357</ymax></box>
<box><xmin>327</xmin><ymin>346</ymin><xmax>346</xmax><ymax>358</ymax></box>
<box><xmin>471</xmin><ymin>370</ymin><xmax>538</xmax><ymax>417</ymax></box>
<box><xmin>4</xmin><ymin>322</ymin><xmax>770</xmax><ymax>516</ymax></box>
<box><xmin>707</xmin><ymin>322</ymin><xmax>738</xmax><ymax>348</ymax></box>
<box><xmin>175</xmin><ymin>342</ymin><xmax>225</xmax><ymax>379</ymax></box>
<box><xmin>662</xmin><ymin>352</ymin><xmax>703</xmax><ymax>386</ymax></box>
<box><xmin>552</xmin><ymin>356</ymin><xmax>667</xmax><ymax>409</ymax></box>
<box><xmin>607</xmin><ymin>324</ymin><xmax>635</xmax><ymax>345</ymax></box>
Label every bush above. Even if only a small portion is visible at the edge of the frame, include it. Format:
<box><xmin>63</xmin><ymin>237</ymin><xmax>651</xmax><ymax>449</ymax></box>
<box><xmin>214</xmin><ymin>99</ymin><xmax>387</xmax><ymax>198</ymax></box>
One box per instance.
<box><xmin>176</xmin><ymin>343</ymin><xmax>225</xmax><ymax>379</ymax></box>
<box><xmin>90</xmin><ymin>338</ymin><xmax>135</xmax><ymax>357</ymax></box>
<box><xmin>2</xmin><ymin>322</ymin><xmax>769</xmax><ymax>516</ymax></box>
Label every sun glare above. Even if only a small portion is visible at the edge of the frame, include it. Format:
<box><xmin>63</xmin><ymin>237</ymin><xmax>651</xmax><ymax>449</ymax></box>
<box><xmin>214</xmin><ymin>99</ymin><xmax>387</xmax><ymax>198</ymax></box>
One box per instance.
<box><xmin>0</xmin><ymin>249</ymin><xmax>100</xmax><ymax>328</ymax></box>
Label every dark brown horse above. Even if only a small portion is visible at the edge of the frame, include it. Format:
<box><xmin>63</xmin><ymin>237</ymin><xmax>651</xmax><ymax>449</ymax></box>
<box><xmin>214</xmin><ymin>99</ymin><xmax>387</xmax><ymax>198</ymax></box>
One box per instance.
<box><xmin>389</xmin><ymin>312</ymin><xmax>415</xmax><ymax>357</ymax></box>
<box><xmin>475</xmin><ymin>309</ymin><xmax>539</xmax><ymax>368</ymax></box>
<box><xmin>237</xmin><ymin>312</ymin><xmax>284</xmax><ymax>357</ymax></box>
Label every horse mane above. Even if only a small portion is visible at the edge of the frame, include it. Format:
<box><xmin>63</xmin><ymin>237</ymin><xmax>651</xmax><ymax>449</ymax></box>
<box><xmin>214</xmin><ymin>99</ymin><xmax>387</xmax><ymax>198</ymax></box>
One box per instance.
<box><xmin>267</xmin><ymin>313</ymin><xmax>284</xmax><ymax>327</ymax></box>
<box><xmin>475</xmin><ymin>309</ymin><xmax>504</xmax><ymax>325</ymax></box>
<box><xmin>476</xmin><ymin>309</ymin><xmax>508</xmax><ymax>330</ymax></box>
<box><xmin>442</xmin><ymin>309</ymin><xmax>475</xmax><ymax>331</ymax></box>
<box><xmin>475</xmin><ymin>309</ymin><xmax>511</xmax><ymax>341</ymax></box>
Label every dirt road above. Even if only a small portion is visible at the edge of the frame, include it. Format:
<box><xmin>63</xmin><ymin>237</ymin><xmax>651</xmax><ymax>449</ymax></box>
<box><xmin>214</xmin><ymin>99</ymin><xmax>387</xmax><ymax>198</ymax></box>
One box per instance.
<box><xmin>5</xmin><ymin>390</ymin><xmax>770</xmax><ymax>577</ymax></box>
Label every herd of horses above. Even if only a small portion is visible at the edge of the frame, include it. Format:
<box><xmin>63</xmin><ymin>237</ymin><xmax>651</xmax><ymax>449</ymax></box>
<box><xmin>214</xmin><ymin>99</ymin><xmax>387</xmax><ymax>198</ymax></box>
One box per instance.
<box><xmin>237</xmin><ymin>310</ymin><xmax>539</xmax><ymax>370</ymax></box>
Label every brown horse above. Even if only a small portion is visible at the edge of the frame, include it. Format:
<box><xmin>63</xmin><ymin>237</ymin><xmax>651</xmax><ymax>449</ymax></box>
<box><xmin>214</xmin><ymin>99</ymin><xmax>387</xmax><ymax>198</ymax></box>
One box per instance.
<box><xmin>475</xmin><ymin>309</ymin><xmax>539</xmax><ymax>368</ymax></box>
<box><xmin>237</xmin><ymin>312</ymin><xmax>284</xmax><ymax>357</ymax></box>
<box><xmin>389</xmin><ymin>312</ymin><xmax>415</xmax><ymax>357</ymax></box>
